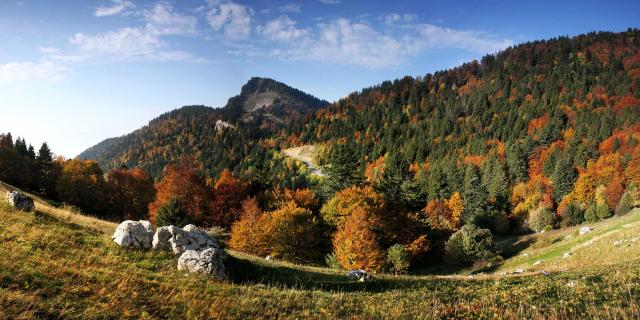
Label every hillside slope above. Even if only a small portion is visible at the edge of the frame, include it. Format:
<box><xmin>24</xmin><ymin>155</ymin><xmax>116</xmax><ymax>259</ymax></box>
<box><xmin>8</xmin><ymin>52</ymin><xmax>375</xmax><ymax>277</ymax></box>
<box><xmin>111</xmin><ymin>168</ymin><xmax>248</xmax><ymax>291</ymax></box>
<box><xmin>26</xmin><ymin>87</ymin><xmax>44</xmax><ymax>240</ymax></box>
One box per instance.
<box><xmin>2</xmin><ymin>182</ymin><xmax>640</xmax><ymax>319</ymax></box>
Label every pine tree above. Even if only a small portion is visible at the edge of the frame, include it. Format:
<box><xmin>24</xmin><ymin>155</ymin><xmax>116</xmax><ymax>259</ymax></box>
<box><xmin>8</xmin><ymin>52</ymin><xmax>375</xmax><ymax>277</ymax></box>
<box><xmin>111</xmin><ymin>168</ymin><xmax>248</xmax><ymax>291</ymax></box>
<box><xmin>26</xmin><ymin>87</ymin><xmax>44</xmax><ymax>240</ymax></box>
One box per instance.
<box><xmin>323</xmin><ymin>143</ymin><xmax>363</xmax><ymax>194</ymax></box>
<box><xmin>463</xmin><ymin>164</ymin><xmax>487</xmax><ymax>225</ymax></box>
<box><xmin>377</xmin><ymin>151</ymin><xmax>411</xmax><ymax>204</ymax></box>
<box><xmin>155</xmin><ymin>197</ymin><xmax>190</xmax><ymax>228</ymax></box>
<box><xmin>552</xmin><ymin>155</ymin><xmax>577</xmax><ymax>202</ymax></box>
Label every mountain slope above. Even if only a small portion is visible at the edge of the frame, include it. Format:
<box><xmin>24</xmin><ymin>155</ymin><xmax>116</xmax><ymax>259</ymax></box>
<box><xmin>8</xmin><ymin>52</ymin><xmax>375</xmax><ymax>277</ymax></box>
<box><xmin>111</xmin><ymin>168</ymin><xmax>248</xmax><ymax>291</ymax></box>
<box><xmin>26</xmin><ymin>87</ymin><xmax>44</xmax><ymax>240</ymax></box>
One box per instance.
<box><xmin>79</xmin><ymin>78</ymin><xmax>328</xmax><ymax>178</ymax></box>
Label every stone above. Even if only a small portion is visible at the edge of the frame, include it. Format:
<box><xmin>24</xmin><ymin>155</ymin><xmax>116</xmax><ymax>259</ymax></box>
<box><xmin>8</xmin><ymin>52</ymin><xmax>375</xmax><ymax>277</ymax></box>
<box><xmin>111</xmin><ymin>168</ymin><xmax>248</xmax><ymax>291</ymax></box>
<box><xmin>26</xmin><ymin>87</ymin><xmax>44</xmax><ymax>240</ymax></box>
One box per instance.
<box><xmin>579</xmin><ymin>226</ymin><xmax>592</xmax><ymax>235</ymax></box>
<box><xmin>112</xmin><ymin>220</ymin><xmax>154</xmax><ymax>249</ymax></box>
<box><xmin>6</xmin><ymin>191</ymin><xmax>35</xmax><ymax>212</ymax></box>
<box><xmin>265</xmin><ymin>255</ymin><xmax>274</xmax><ymax>261</ymax></box>
<box><xmin>533</xmin><ymin>260</ymin><xmax>543</xmax><ymax>266</ymax></box>
<box><xmin>514</xmin><ymin>268</ymin><xmax>525</xmax><ymax>274</ymax></box>
<box><xmin>346</xmin><ymin>270</ymin><xmax>371</xmax><ymax>282</ymax></box>
<box><xmin>177</xmin><ymin>248</ymin><xmax>227</xmax><ymax>280</ymax></box>
<box><xmin>152</xmin><ymin>224</ymin><xmax>220</xmax><ymax>255</ymax></box>
<box><xmin>563</xmin><ymin>252</ymin><xmax>572</xmax><ymax>259</ymax></box>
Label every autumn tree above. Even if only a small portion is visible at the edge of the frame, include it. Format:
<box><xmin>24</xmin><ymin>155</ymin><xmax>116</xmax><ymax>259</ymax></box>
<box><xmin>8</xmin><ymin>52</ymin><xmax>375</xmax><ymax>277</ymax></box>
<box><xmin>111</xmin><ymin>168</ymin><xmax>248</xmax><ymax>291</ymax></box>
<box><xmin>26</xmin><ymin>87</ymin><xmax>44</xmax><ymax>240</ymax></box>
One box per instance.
<box><xmin>448</xmin><ymin>192</ymin><xmax>464</xmax><ymax>229</ymax></box>
<box><xmin>56</xmin><ymin>159</ymin><xmax>109</xmax><ymax>215</ymax></box>
<box><xmin>229</xmin><ymin>197</ymin><xmax>270</xmax><ymax>256</ymax></box>
<box><xmin>210</xmin><ymin>169</ymin><xmax>247</xmax><ymax>228</ymax></box>
<box><xmin>320</xmin><ymin>185</ymin><xmax>385</xmax><ymax>227</ymax></box>
<box><xmin>333</xmin><ymin>206</ymin><xmax>386</xmax><ymax>272</ymax></box>
<box><xmin>106</xmin><ymin>166</ymin><xmax>156</xmax><ymax>221</ymax></box>
<box><xmin>148</xmin><ymin>158</ymin><xmax>213</xmax><ymax>226</ymax></box>
<box><xmin>423</xmin><ymin>199</ymin><xmax>455</xmax><ymax>232</ymax></box>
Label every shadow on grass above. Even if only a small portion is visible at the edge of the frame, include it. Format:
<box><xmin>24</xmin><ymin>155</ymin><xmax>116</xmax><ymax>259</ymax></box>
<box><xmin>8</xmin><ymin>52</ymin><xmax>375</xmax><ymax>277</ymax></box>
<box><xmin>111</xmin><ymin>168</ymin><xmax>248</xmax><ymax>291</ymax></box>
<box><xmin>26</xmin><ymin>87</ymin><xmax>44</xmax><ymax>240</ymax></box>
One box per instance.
<box><xmin>226</xmin><ymin>254</ymin><xmax>472</xmax><ymax>293</ymax></box>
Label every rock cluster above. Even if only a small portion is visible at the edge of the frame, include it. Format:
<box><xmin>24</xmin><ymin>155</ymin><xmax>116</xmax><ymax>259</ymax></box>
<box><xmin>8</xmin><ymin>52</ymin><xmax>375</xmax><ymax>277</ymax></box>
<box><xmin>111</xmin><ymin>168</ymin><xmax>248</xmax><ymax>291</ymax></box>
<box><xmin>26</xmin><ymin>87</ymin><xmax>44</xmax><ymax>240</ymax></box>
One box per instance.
<box><xmin>112</xmin><ymin>221</ymin><xmax>227</xmax><ymax>280</ymax></box>
<box><xmin>6</xmin><ymin>191</ymin><xmax>35</xmax><ymax>212</ymax></box>
<box><xmin>346</xmin><ymin>270</ymin><xmax>371</xmax><ymax>282</ymax></box>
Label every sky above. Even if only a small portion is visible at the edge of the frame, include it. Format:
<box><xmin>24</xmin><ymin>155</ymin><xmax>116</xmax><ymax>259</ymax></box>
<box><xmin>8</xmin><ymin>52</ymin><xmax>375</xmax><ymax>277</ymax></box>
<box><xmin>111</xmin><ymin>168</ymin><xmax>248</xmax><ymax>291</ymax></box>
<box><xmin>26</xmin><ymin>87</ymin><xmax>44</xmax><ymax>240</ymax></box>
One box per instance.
<box><xmin>0</xmin><ymin>0</ymin><xmax>638</xmax><ymax>157</ymax></box>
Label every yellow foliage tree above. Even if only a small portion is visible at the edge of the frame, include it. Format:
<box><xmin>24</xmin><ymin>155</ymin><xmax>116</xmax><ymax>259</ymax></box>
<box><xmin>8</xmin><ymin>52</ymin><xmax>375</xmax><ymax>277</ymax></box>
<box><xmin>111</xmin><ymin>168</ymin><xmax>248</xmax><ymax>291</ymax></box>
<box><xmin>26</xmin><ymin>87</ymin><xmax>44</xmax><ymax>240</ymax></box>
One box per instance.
<box><xmin>320</xmin><ymin>185</ymin><xmax>385</xmax><ymax>227</ymax></box>
<box><xmin>332</xmin><ymin>207</ymin><xmax>385</xmax><ymax>272</ymax></box>
<box><xmin>447</xmin><ymin>191</ymin><xmax>464</xmax><ymax>229</ymax></box>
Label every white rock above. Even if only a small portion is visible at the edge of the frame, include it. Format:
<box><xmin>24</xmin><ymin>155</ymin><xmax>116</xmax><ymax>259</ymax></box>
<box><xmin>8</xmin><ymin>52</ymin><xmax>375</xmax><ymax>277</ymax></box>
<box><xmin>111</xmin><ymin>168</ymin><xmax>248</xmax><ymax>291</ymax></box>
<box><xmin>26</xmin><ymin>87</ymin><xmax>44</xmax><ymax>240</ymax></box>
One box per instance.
<box><xmin>265</xmin><ymin>255</ymin><xmax>274</xmax><ymax>261</ymax></box>
<box><xmin>112</xmin><ymin>220</ymin><xmax>154</xmax><ymax>249</ymax></box>
<box><xmin>177</xmin><ymin>248</ymin><xmax>227</xmax><ymax>280</ymax></box>
<box><xmin>514</xmin><ymin>268</ymin><xmax>525</xmax><ymax>274</ymax></box>
<box><xmin>567</xmin><ymin>281</ymin><xmax>576</xmax><ymax>287</ymax></box>
<box><xmin>6</xmin><ymin>191</ymin><xmax>35</xmax><ymax>212</ymax></box>
<box><xmin>564</xmin><ymin>235</ymin><xmax>573</xmax><ymax>240</ymax></box>
<box><xmin>533</xmin><ymin>260</ymin><xmax>543</xmax><ymax>266</ymax></box>
<box><xmin>152</xmin><ymin>224</ymin><xmax>220</xmax><ymax>255</ymax></box>
<box><xmin>579</xmin><ymin>227</ymin><xmax>592</xmax><ymax>235</ymax></box>
<box><xmin>563</xmin><ymin>252</ymin><xmax>572</xmax><ymax>259</ymax></box>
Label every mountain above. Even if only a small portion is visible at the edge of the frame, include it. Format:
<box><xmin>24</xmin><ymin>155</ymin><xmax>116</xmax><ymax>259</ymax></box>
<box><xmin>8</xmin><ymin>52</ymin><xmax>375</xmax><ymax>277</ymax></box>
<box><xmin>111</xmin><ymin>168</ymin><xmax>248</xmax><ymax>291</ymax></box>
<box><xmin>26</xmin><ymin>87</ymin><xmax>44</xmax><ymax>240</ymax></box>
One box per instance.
<box><xmin>79</xmin><ymin>78</ymin><xmax>328</xmax><ymax>179</ymax></box>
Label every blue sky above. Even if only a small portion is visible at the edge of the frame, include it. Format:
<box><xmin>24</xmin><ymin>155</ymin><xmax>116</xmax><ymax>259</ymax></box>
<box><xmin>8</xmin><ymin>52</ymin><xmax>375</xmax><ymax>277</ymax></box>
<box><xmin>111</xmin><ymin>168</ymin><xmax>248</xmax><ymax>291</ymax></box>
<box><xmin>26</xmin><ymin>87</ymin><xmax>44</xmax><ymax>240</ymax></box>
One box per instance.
<box><xmin>0</xmin><ymin>0</ymin><xmax>638</xmax><ymax>157</ymax></box>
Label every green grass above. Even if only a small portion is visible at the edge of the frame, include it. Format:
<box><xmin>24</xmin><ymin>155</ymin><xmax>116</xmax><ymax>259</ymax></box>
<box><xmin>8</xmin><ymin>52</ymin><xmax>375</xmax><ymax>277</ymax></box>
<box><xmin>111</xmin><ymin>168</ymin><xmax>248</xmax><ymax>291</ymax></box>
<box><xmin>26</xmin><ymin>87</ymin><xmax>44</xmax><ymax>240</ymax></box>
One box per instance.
<box><xmin>2</xmin><ymin>186</ymin><xmax>640</xmax><ymax>319</ymax></box>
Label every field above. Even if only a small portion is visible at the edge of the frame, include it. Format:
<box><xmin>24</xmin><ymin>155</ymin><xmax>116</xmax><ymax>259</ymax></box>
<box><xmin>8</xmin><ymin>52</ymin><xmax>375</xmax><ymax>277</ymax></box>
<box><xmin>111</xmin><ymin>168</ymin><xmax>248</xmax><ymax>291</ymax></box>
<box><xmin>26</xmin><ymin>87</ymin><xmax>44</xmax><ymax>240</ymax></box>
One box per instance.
<box><xmin>2</xmin><ymin>183</ymin><xmax>640</xmax><ymax>319</ymax></box>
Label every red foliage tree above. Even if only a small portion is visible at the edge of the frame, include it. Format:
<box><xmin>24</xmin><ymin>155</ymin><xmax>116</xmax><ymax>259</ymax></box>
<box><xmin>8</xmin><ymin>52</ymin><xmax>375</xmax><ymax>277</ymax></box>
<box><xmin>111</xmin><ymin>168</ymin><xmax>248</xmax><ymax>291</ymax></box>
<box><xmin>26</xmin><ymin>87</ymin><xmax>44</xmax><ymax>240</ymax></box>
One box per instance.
<box><xmin>148</xmin><ymin>158</ymin><xmax>213</xmax><ymax>226</ymax></box>
<box><xmin>210</xmin><ymin>169</ymin><xmax>247</xmax><ymax>228</ymax></box>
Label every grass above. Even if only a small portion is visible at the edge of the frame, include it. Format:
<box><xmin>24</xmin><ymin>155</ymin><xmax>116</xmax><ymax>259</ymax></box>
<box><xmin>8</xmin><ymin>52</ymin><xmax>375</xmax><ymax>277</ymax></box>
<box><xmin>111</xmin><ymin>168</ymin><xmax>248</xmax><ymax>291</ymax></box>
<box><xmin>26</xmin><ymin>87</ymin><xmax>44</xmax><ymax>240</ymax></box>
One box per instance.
<box><xmin>2</xmin><ymin>184</ymin><xmax>640</xmax><ymax>319</ymax></box>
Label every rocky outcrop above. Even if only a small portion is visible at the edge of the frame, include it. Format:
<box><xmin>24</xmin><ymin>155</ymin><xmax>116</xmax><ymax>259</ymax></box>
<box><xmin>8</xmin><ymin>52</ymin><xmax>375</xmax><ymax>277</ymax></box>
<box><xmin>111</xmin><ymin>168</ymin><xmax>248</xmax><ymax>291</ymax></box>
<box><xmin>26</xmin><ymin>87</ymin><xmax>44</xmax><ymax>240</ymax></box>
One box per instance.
<box><xmin>152</xmin><ymin>224</ymin><xmax>220</xmax><ymax>255</ymax></box>
<box><xmin>6</xmin><ymin>191</ymin><xmax>35</xmax><ymax>212</ymax></box>
<box><xmin>112</xmin><ymin>220</ymin><xmax>154</xmax><ymax>249</ymax></box>
<box><xmin>177</xmin><ymin>248</ymin><xmax>228</xmax><ymax>280</ymax></box>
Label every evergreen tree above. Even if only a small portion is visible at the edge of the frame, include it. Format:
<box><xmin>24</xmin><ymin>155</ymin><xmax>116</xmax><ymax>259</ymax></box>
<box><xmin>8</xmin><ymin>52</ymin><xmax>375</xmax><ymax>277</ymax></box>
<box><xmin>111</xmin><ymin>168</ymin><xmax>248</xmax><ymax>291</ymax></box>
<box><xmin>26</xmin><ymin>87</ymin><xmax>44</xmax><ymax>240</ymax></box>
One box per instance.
<box><xmin>155</xmin><ymin>197</ymin><xmax>190</xmax><ymax>228</ymax></box>
<box><xmin>323</xmin><ymin>143</ymin><xmax>363</xmax><ymax>194</ymax></box>
<box><xmin>377</xmin><ymin>151</ymin><xmax>411</xmax><ymax>204</ymax></box>
<box><xmin>551</xmin><ymin>155</ymin><xmax>577</xmax><ymax>202</ymax></box>
<box><xmin>507</xmin><ymin>144</ymin><xmax>528</xmax><ymax>183</ymax></box>
<box><xmin>462</xmin><ymin>164</ymin><xmax>487</xmax><ymax>225</ymax></box>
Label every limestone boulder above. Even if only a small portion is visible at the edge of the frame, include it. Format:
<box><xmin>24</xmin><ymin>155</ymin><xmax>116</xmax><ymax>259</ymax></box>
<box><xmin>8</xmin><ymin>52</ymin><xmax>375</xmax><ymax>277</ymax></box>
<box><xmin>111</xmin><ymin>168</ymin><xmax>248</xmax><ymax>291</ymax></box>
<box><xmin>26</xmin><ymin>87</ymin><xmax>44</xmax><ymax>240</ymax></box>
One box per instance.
<box><xmin>152</xmin><ymin>224</ymin><xmax>220</xmax><ymax>255</ymax></box>
<box><xmin>177</xmin><ymin>248</ymin><xmax>227</xmax><ymax>280</ymax></box>
<box><xmin>6</xmin><ymin>191</ymin><xmax>35</xmax><ymax>212</ymax></box>
<box><xmin>112</xmin><ymin>220</ymin><xmax>154</xmax><ymax>249</ymax></box>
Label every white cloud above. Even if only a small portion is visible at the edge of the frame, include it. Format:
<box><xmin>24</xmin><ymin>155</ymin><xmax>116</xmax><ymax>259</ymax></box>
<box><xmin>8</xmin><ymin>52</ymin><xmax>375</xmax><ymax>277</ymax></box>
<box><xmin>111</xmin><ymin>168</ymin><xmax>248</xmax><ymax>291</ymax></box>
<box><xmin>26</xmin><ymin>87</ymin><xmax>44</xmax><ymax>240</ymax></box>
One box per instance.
<box><xmin>280</xmin><ymin>3</ymin><xmax>301</xmax><ymax>14</ymax></box>
<box><xmin>251</xmin><ymin>17</ymin><xmax>514</xmax><ymax>68</ymax></box>
<box><xmin>143</xmin><ymin>2</ymin><xmax>198</xmax><ymax>36</ymax></box>
<box><xmin>207</xmin><ymin>1</ymin><xmax>254</xmax><ymax>40</ymax></box>
<box><xmin>381</xmin><ymin>13</ymin><xmax>417</xmax><ymax>26</ymax></box>
<box><xmin>318</xmin><ymin>0</ymin><xmax>340</xmax><ymax>4</ymax></box>
<box><xmin>69</xmin><ymin>27</ymin><xmax>203</xmax><ymax>62</ymax></box>
<box><xmin>94</xmin><ymin>0</ymin><xmax>135</xmax><ymax>17</ymax></box>
<box><xmin>0</xmin><ymin>60</ymin><xmax>66</xmax><ymax>86</ymax></box>
<box><xmin>415</xmin><ymin>24</ymin><xmax>513</xmax><ymax>53</ymax></box>
<box><xmin>258</xmin><ymin>16</ymin><xmax>308</xmax><ymax>42</ymax></box>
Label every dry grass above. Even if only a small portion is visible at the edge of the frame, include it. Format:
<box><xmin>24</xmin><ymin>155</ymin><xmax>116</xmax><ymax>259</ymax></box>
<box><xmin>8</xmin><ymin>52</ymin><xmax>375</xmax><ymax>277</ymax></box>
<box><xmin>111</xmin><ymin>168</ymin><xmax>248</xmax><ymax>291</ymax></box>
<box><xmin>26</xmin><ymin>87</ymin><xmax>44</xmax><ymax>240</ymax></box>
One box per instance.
<box><xmin>2</xmin><ymin>184</ymin><xmax>640</xmax><ymax>319</ymax></box>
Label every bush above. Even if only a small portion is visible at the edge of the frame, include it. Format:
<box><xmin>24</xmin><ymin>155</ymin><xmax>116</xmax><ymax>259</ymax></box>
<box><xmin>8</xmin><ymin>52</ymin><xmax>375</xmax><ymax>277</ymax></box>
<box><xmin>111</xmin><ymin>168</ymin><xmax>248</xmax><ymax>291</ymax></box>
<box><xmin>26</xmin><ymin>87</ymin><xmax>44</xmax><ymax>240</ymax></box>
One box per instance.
<box><xmin>596</xmin><ymin>203</ymin><xmax>612</xmax><ymax>220</ymax></box>
<box><xmin>584</xmin><ymin>203</ymin><xmax>598</xmax><ymax>222</ymax></box>
<box><xmin>615</xmin><ymin>192</ymin><xmax>633</xmax><ymax>216</ymax></box>
<box><xmin>155</xmin><ymin>197</ymin><xmax>190</xmax><ymax>228</ymax></box>
<box><xmin>561</xmin><ymin>202</ymin><xmax>584</xmax><ymax>227</ymax></box>
<box><xmin>527</xmin><ymin>207</ymin><xmax>555</xmax><ymax>232</ymax></box>
<box><xmin>445</xmin><ymin>226</ymin><xmax>494</xmax><ymax>266</ymax></box>
<box><xmin>386</xmin><ymin>244</ymin><xmax>410</xmax><ymax>274</ymax></box>
<box><xmin>325</xmin><ymin>253</ymin><xmax>342</xmax><ymax>270</ymax></box>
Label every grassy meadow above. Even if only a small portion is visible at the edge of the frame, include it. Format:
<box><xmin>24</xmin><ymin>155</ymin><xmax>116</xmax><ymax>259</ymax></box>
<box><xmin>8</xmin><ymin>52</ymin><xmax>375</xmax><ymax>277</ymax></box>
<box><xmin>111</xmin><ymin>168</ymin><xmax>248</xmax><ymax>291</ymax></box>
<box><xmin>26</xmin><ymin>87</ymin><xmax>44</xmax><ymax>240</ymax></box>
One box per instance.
<box><xmin>1</xmin><ymin>184</ymin><xmax>640</xmax><ymax>319</ymax></box>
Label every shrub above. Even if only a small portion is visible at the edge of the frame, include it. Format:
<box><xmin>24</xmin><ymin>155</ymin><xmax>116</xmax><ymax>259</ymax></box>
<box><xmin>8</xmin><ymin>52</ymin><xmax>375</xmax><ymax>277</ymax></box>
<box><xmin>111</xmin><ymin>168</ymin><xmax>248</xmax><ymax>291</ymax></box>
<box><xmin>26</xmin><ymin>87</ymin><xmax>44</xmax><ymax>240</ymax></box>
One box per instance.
<box><xmin>615</xmin><ymin>192</ymin><xmax>633</xmax><ymax>216</ymax></box>
<box><xmin>445</xmin><ymin>226</ymin><xmax>494</xmax><ymax>266</ymax></box>
<box><xmin>386</xmin><ymin>244</ymin><xmax>410</xmax><ymax>274</ymax></box>
<box><xmin>596</xmin><ymin>203</ymin><xmax>612</xmax><ymax>220</ymax></box>
<box><xmin>527</xmin><ymin>207</ymin><xmax>555</xmax><ymax>232</ymax></box>
<box><xmin>265</xmin><ymin>202</ymin><xmax>326</xmax><ymax>263</ymax></box>
<box><xmin>333</xmin><ymin>206</ymin><xmax>386</xmax><ymax>272</ymax></box>
<box><xmin>325</xmin><ymin>253</ymin><xmax>342</xmax><ymax>270</ymax></box>
<box><xmin>584</xmin><ymin>203</ymin><xmax>598</xmax><ymax>222</ymax></box>
<box><xmin>155</xmin><ymin>197</ymin><xmax>190</xmax><ymax>228</ymax></box>
<box><xmin>561</xmin><ymin>202</ymin><xmax>584</xmax><ymax>227</ymax></box>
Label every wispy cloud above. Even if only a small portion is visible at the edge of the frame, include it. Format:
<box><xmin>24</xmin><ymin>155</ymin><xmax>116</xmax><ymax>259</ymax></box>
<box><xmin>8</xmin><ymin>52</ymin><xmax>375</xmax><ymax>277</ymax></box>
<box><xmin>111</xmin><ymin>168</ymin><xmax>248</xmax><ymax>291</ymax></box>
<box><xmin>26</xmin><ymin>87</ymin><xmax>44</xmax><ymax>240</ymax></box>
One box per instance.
<box><xmin>0</xmin><ymin>60</ymin><xmax>67</xmax><ymax>86</ymax></box>
<box><xmin>318</xmin><ymin>0</ymin><xmax>340</xmax><ymax>4</ymax></box>
<box><xmin>143</xmin><ymin>2</ymin><xmax>198</xmax><ymax>36</ymax></box>
<box><xmin>207</xmin><ymin>1</ymin><xmax>254</xmax><ymax>40</ymax></box>
<box><xmin>280</xmin><ymin>3</ymin><xmax>302</xmax><ymax>14</ymax></box>
<box><xmin>257</xmin><ymin>16</ymin><xmax>308</xmax><ymax>42</ymax></box>
<box><xmin>94</xmin><ymin>0</ymin><xmax>135</xmax><ymax>17</ymax></box>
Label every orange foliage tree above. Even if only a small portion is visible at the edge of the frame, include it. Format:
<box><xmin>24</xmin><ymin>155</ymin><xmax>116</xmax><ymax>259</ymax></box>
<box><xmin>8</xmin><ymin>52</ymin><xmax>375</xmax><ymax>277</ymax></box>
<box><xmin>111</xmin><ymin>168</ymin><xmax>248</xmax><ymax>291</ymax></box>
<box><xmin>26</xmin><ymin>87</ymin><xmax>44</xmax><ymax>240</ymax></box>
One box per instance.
<box><xmin>56</xmin><ymin>159</ymin><xmax>109</xmax><ymax>216</ymax></box>
<box><xmin>332</xmin><ymin>206</ymin><xmax>386</xmax><ymax>272</ymax></box>
<box><xmin>106</xmin><ymin>167</ymin><xmax>156</xmax><ymax>221</ymax></box>
<box><xmin>263</xmin><ymin>187</ymin><xmax>319</xmax><ymax>211</ymax></box>
<box><xmin>210</xmin><ymin>169</ymin><xmax>247</xmax><ymax>228</ymax></box>
<box><xmin>320</xmin><ymin>185</ymin><xmax>385</xmax><ymax>227</ymax></box>
<box><xmin>228</xmin><ymin>197</ymin><xmax>270</xmax><ymax>257</ymax></box>
<box><xmin>148</xmin><ymin>158</ymin><xmax>213</xmax><ymax>226</ymax></box>
<box><xmin>424</xmin><ymin>199</ymin><xmax>455</xmax><ymax>232</ymax></box>
<box><xmin>570</xmin><ymin>153</ymin><xmax>624</xmax><ymax>207</ymax></box>
<box><xmin>447</xmin><ymin>192</ymin><xmax>464</xmax><ymax>229</ymax></box>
